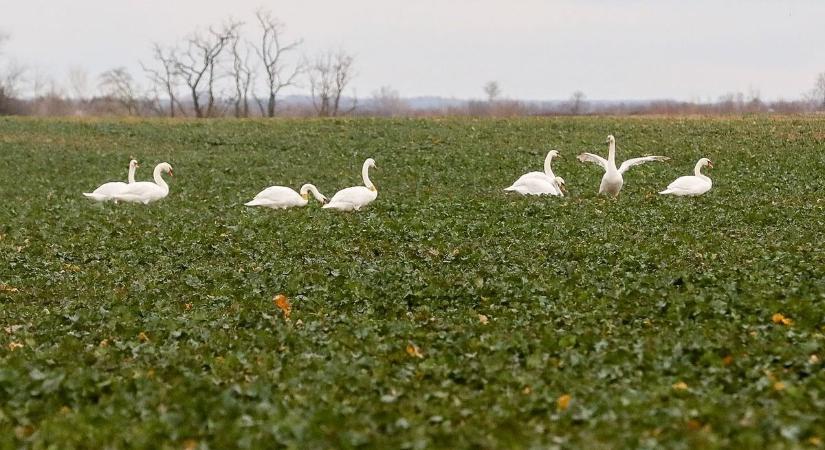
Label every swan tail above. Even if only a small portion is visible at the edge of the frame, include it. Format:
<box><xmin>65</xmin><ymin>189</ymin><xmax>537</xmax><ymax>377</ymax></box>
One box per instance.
<box><xmin>658</xmin><ymin>189</ymin><xmax>673</xmax><ymax>195</ymax></box>
<box><xmin>244</xmin><ymin>198</ymin><xmax>276</xmax><ymax>207</ymax></box>
<box><xmin>83</xmin><ymin>192</ymin><xmax>109</xmax><ymax>202</ymax></box>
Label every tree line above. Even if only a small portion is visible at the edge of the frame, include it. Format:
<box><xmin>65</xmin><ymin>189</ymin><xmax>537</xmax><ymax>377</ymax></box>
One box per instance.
<box><xmin>0</xmin><ymin>9</ymin><xmax>357</xmax><ymax>118</ymax></box>
<box><xmin>3</xmin><ymin>18</ymin><xmax>825</xmax><ymax>117</ymax></box>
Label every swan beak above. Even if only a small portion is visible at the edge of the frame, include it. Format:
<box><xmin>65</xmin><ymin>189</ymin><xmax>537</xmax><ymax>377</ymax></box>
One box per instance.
<box><xmin>169</xmin><ymin>169</ymin><xmax>174</xmax><ymax>177</ymax></box>
<box><xmin>561</xmin><ymin>185</ymin><xmax>567</xmax><ymax>193</ymax></box>
<box><xmin>707</xmin><ymin>161</ymin><xmax>714</xmax><ymax>169</ymax></box>
<box><xmin>321</xmin><ymin>196</ymin><xmax>329</xmax><ymax>204</ymax></box>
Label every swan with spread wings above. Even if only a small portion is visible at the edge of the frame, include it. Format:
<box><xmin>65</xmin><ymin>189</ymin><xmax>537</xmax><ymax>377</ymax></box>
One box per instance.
<box><xmin>577</xmin><ymin>135</ymin><xmax>669</xmax><ymax>196</ymax></box>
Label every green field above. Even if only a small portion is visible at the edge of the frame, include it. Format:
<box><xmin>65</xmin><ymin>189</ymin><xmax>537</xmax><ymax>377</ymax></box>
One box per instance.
<box><xmin>1</xmin><ymin>116</ymin><xmax>824</xmax><ymax>448</ymax></box>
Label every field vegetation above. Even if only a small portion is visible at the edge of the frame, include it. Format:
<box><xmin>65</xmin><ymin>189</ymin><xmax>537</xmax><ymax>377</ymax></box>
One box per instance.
<box><xmin>1</xmin><ymin>116</ymin><xmax>824</xmax><ymax>448</ymax></box>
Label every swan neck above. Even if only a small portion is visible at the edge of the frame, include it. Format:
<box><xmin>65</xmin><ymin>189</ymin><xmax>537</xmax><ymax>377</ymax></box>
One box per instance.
<box><xmin>362</xmin><ymin>162</ymin><xmax>375</xmax><ymax>190</ymax></box>
<box><xmin>153</xmin><ymin>165</ymin><xmax>169</xmax><ymax>192</ymax></box>
<box><xmin>607</xmin><ymin>141</ymin><xmax>617</xmax><ymax>167</ymax></box>
<box><xmin>544</xmin><ymin>153</ymin><xmax>555</xmax><ymax>177</ymax></box>
<box><xmin>128</xmin><ymin>165</ymin><xmax>136</xmax><ymax>183</ymax></box>
<box><xmin>694</xmin><ymin>160</ymin><xmax>704</xmax><ymax>176</ymax></box>
<box><xmin>307</xmin><ymin>184</ymin><xmax>324</xmax><ymax>201</ymax></box>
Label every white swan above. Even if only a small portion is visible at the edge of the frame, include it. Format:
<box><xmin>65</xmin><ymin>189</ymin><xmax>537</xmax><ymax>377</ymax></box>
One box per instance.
<box><xmin>577</xmin><ymin>135</ymin><xmax>669</xmax><ymax>196</ymax></box>
<box><xmin>245</xmin><ymin>183</ymin><xmax>328</xmax><ymax>209</ymax></box>
<box><xmin>111</xmin><ymin>162</ymin><xmax>173</xmax><ymax>204</ymax></box>
<box><xmin>83</xmin><ymin>159</ymin><xmax>139</xmax><ymax>202</ymax></box>
<box><xmin>504</xmin><ymin>150</ymin><xmax>566</xmax><ymax>196</ymax></box>
<box><xmin>659</xmin><ymin>158</ymin><xmax>713</xmax><ymax>196</ymax></box>
<box><xmin>323</xmin><ymin>158</ymin><xmax>378</xmax><ymax>211</ymax></box>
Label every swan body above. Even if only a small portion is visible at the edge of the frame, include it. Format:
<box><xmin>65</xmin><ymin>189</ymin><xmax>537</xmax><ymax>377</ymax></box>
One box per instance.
<box><xmin>659</xmin><ymin>158</ymin><xmax>713</xmax><ymax>196</ymax></box>
<box><xmin>111</xmin><ymin>162</ymin><xmax>173</xmax><ymax>204</ymax></box>
<box><xmin>323</xmin><ymin>158</ymin><xmax>378</xmax><ymax>211</ymax></box>
<box><xmin>245</xmin><ymin>184</ymin><xmax>327</xmax><ymax>209</ymax></box>
<box><xmin>83</xmin><ymin>159</ymin><xmax>139</xmax><ymax>202</ymax></box>
<box><xmin>504</xmin><ymin>150</ymin><xmax>566</xmax><ymax>196</ymax></box>
<box><xmin>578</xmin><ymin>135</ymin><xmax>669</xmax><ymax>196</ymax></box>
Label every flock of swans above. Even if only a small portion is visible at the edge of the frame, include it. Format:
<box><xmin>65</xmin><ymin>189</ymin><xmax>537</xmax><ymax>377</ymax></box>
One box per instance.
<box><xmin>82</xmin><ymin>134</ymin><xmax>713</xmax><ymax>210</ymax></box>
<box><xmin>506</xmin><ymin>134</ymin><xmax>713</xmax><ymax>197</ymax></box>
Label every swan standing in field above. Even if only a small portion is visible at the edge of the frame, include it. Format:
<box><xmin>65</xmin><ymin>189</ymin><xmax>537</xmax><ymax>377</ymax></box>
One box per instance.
<box><xmin>111</xmin><ymin>162</ymin><xmax>173</xmax><ymax>204</ymax></box>
<box><xmin>504</xmin><ymin>150</ymin><xmax>566</xmax><ymax>196</ymax></box>
<box><xmin>83</xmin><ymin>159</ymin><xmax>139</xmax><ymax>202</ymax></box>
<box><xmin>659</xmin><ymin>158</ymin><xmax>713</xmax><ymax>196</ymax></box>
<box><xmin>323</xmin><ymin>158</ymin><xmax>378</xmax><ymax>211</ymax></box>
<box><xmin>577</xmin><ymin>135</ymin><xmax>669</xmax><ymax>196</ymax></box>
<box><xmin>245</xmin><ymin>184</ymin><xmax>328</xmax><ymax>209</ymax></box>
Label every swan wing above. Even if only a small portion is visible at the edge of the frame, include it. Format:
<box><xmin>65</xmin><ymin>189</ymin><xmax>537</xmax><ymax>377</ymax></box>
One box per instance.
<box><xmin>111</xmin><ymin>181</ymin><xmax>166</xmax><ymax>203</ymax></box>
<box><xmin>659</xmin><ymin>176</ymin><xmax>711</xmax><ymax>196</ymax></box>
<box><xmin>84</xmin><ymin>181</ymin><xmax>128</xmax><ymax>200</ymax></box>
<box><xmin>504</xmin><ymin>177</ymin><xmax>559</xmax><ymax>196</ymax></box>
<box><xmin>324</xmin><ymin>186</ymin><xmax>377</xmax><ymax>210</ymax></box>
<box><xmin>246</xmin><ymin>186</ymin><xmax>303</xmax><ymax>207</ymax></box>
<box><xmin>618</xmin><ymin>156</ymin><xmax>669</xmax><ymax>174</ymax></box>
<box><xmin>577</xmin><ymin>153</ymin><xmax>608</xmax><ymax>170</ymax></box>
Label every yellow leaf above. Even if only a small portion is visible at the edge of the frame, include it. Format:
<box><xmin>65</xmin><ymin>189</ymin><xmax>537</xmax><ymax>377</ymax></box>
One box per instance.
<box><xmin>673</xmin><ymin>381</ymin><xmax>689</xmax><ymax>391</ymax></box>
<box><xmin>810</xmin><ymin>354</ymin><xmax>820</xmax><ymax>365</ymax></box>
<box><xmin>138</xmin><ymin>331</ymin><xmax>150</xmax><ymax>342</ymax></box>
<box><xmin>556</xmin><ymin>394</ymin><xmax>571</xmax><ymax>411</ymax></box>
<box><xmin>773</xmin><ymin>381</ymin><xmax>786</xmax><ymax>391</ymax></box>
<box><xmin>0</xmin><ymin>283</ymin><xmax>19</xmax><ymax>293</ymax></box>
<box><xmin>771</xmin><ymin>313</ymin><xmax>793</xmax><ymax>326</ymax></box>
<box><xmin>7</xmin><ymin>342</ymin><xmax>24</xmax><ymax>351</ymax></box>
<box><xmin>808</xmin><ymin>436</ymin><xmax>822</xmax><ymax>447</ymax></box>
<box><xmin>522</xmin><ymin>386</ymin><xmax>531</xmax><ymax>395</ymax></box>
<box><xmin>182</xmin><ymin>439</ymin><xmax>199</xmax><ymax>450</ymax></box>
<box><xmin>722</xmin><ymin>355</ymin><xmax>734</xmax><ymax>366</ymax></box>
<box><xmin>274</xmin><ymin>294</ymin><xmax>291</xmax><ymax>319</ymax></box>
<box><xmin>478</xmin><ymin>314</ymin><xmax>489</xmax><ymax>325</ymax></box>
<box><xmin>406</xmin><ymin>343</ymin><xmax>424</xmax><ymax>359</ymax></box>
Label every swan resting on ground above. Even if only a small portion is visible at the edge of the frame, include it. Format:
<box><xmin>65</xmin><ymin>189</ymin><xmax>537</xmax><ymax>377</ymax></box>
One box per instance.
<box><xmin>323</xmin><ymin>158</ymin><xmax>378</xmax><ymax>211</ymax></box>
<box><xmin>504</xmin><ymin>150</ymin><xmax>567</xmax><ymax>196</ymax></box>
<box><xmin>83</xmin><ymin>159</ymin><xmax>139</xmax><ymax>202</ymax></box>
<box><xmin>659</xmin><ymin>158</ymin><xmax>713</xmax><ymax>196</ymax></box>
<box><xmin>111</xmin><ymin>162</ymin><xmax>173</xmax><ymax>204</ymax></box>
<box><xmin>577</xmin><ymin>135</ymin><xmax>669</xmax><ymax>196</ymax></box>
<box><xmin>245</xmin><ymin>184</ymin><xmax>328</xmax><ymax>209</ymax></box>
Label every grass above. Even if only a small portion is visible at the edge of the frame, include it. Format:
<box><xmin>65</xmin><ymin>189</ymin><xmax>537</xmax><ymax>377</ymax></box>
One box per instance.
<box><xmin>1</xmin><ymin>116</ymin><xmax>824</xmax><ymax>449</ymax></box>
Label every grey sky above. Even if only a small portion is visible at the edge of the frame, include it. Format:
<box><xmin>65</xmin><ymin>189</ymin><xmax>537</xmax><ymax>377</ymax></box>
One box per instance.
<box><xmin>2</xmin><ymin>0</ymin><xmax>824</xmax><ymax>100</ymax></box>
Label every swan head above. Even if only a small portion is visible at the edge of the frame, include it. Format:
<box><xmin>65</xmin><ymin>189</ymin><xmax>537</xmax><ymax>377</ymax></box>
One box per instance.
<box><xmin>158</xmin><ymin>162</ymin><xmax>174</xmax><ymax>176</ymax></box>
<box><xmin>300</xmin><ymin>184</ymin><xmax>328</xmax><ymax>204</ymax></box>
<box><xmin>365</xmin><ymin>158</ymin><xmax>377</xmax><ymax>169</ymax></box>
<box><xmin>555</xmin><ymin>177</ymin><xmax>567</xmax><ymax>193</ymax></box>
<box><xmin>548</xmin><ymin>150</ymin><xmax>561</xmax><ymax>159</ymax></box>
<box><xmin>699</xmin><ymin>158</ymin><xmax>713</xmax><ymax>169</ymax></box>
<box><xmin>129</xmin><ymin>159</ymin><xmax>140</xmax><ymax>169</ymax></box>
<box><xmin>605</xmin><ymin>135</ymin><xmax>615</xmax><ymax>145</ymax></box>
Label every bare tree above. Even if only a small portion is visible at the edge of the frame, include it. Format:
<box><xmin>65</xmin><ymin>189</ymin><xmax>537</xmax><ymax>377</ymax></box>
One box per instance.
<box><xmin>175</xmin><ymin>21</ymin><xmax>241</xmax><ymax>118</ymax></box>
<box><xmin>569</xmin><ymin>90</ymin><xmax>587</xmax><ymax>114</ymax></box>
<box><xmin>99</xmin><ymin>67</ymin><xmax>141</xmax><ymax>115</ymax></box>
<box><xmin>309</xmin><ymin>50</ymin><xmax>356</xmax><ymax>117</ymax></box>
<box><xmin>142</xmin><ymin>43</ymin><xmax>185</xmax><ymax>117</ymax></box>
<box><xmin>230</xmin><ymin>34</ymin><xmax>255</xmax><ymax>118</ymax></box>
<box><xmin>253</xmin><ymin>9</ymin><xmax>302</xmax><ymax>117</ymax></box>
<box><xmin>371</xmin><ymin>85</ymin><xmax>407</xmax><ymax>116</ymax></box>
<box><xmin>68</xmin><ymin>67</ymin><xmax>91</xmax><ymax>101</ymax></box>
<box><xmin>811</xmin><ymin>73</ymin><xmax>825</xmax><ymax>110</ymax></box>
<box><xmin>0</xmin><ymin>32</ymin><xmax>27</xmax><ymax>114</ymax></box>
<box><xmin>483</xmin><ymin>81</ymin><xmax>501</xmax><ymax>102</ymax></box>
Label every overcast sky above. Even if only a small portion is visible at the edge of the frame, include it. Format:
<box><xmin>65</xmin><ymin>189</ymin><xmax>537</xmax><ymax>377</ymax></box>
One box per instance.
<box><xmin>2</xmin><ymin>0</ymin><xmax>824</xmax><ymax>101</ymax></box>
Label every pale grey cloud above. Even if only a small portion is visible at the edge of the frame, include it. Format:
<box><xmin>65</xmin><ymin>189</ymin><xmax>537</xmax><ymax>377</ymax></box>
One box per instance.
<box><xmin>2</xmin><ymin>0</ymin><xmax>824</xmax><ymax>100</ymax></box>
